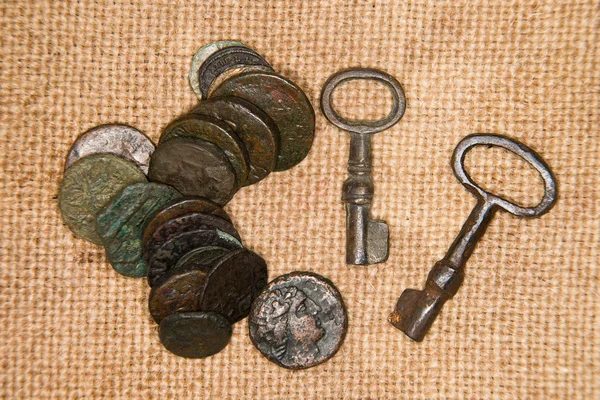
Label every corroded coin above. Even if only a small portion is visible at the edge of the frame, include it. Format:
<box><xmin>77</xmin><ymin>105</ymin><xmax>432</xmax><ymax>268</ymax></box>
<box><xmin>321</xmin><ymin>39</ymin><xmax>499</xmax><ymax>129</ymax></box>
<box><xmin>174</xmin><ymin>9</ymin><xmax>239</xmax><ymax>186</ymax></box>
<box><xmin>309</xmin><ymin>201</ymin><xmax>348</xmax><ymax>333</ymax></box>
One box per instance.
<box><xmin>148</xmin><ymin>266</ymin><xmax>210</xmax><ymax>324</ymax></box>
<box><xmin>65</xmin><ymin>124</ymin><xmax>155</xmax><ymax>174</ymax></box>
<box><xmin>197</xmin><ymin>46</ymin><xmax>272</xmax><ymax>99</ymax></box>
<box><xmin>96</xmin><ymin>182</ymin><xmax>181</xmax><ymax>278</ymax></box>
<box><xmin>59</xmin><ymin>154</ymin><xmax>147</xmax><ymax>244</ymax></box>
<box><xmin>143</xmin><ymin>212</ymin><xmax>241</xmax><ymax>265</ymax></box>
<box><xmin>148</xmin><ymin>137</ymin><xmax>237</xmax><ymax>205</ymax></box>
<box><xmin>159</xmin><ymin>114</ymin><xmax>249</xmax><ymax>186</ymax></box>
<box><xmin>159</xmin><ymin>311</ymin><xmax>232</xmax><ymax>358</ymax></box>
<box><xmin>173</xmin><ymin>246</ymin><xmax>230</xmax><ymax>271</ymax></box>
<box><xmin>248</xmin><ymin>272</ymin><xmax>347</xmax><ymax>370</ymax></box>
<box><xmin>191</xmin><ymin>96</ymin><xmax>279</xmax><ymax>185</ymax></box>
<box><xmin>199</xmin><ymin>248</ymin><xmax>268</xmax><ymax>324</ymax></box>
<box><xmin>189</xmin><ymin>40</ymin><xmax>245</xmax><ymax>100</ymax></box>
<box><xmin>142</xmin><ymin>197</ymin><xmax>231</xmax><ymax>247</ymax></box>
<box><xmin>147</xmin><ymin>228</ymin><xmax>243</xmax><ymax>287</ymax></box>
<box><xmin>211</xmin><ymin>71</ymin><xmax>316</xmax><ymax>171</ymax></box>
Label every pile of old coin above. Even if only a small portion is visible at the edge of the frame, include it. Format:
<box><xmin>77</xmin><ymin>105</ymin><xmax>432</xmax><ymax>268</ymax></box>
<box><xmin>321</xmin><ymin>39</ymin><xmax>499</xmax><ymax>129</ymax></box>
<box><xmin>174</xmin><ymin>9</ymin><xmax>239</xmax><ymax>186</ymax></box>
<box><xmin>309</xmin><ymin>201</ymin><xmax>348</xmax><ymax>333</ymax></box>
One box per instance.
<box><xmin>59</xmin><ymin>41</ymin><xmax>316</xmax><ymax>359</ymax></box>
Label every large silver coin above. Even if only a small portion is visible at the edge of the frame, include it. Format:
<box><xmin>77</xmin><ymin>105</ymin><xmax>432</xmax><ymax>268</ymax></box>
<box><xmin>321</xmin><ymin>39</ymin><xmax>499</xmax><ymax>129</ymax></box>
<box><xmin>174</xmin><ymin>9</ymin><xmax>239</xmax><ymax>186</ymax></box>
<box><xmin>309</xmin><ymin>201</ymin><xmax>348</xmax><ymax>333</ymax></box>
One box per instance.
<box><xmin>248</xmin><ymin>272</ymin><xmax>348</xmax><ymax>370</ymax></box>
<box><xmin>65</xmin><ymin>124</ymin><xmax>155</xmax><ymax>174</ymax></box>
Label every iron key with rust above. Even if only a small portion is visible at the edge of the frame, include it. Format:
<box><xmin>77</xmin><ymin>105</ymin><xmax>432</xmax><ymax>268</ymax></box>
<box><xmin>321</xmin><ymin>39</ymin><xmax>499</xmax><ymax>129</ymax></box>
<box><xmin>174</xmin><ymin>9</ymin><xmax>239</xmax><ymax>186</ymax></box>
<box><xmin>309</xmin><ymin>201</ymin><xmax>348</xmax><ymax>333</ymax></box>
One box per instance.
<box><xmin>389</xmin><ymin>134</ymin><xmax>558</xmax><ymax>341</ymax></box>
<box><xmin>321</xmin><ymin>68</ymin><xmax>406</xmax><ymax>265</ymax></box>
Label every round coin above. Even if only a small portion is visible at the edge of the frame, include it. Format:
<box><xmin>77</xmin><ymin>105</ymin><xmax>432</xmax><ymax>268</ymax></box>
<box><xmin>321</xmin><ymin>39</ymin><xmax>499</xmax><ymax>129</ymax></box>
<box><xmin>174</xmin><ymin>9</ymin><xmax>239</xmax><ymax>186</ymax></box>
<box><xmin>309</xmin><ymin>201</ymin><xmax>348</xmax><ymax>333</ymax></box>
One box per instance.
<box><xmin>95</xmin><ymin>182</ymin><xmax>181</xmax><ymax>278</ymax></box>
<box><xmin>143</xmin><ymin>212</ymin><xmax>241</xmax><ymax>265</ymax></box>
<box><xmin>173</xmin><ymin>246</ymin><xmax>230</xmax><ymax>270</ymax></box>
<box><xmin>159</xmin><ymin>114</ymin><xmax>249</xmax><ymax>186</ymax></box>
<box><xmin>147</xmin><ymin>228</ymin><xmax>243</xmax><ymax>287</ymax></box>
<box><xmin>148</xmin><ymin>266</ymin><xmax>211</xmax><ymax>324</ymax></box>
<box><xmin>199</xmin><ymin>248</ymin><xmax>268</xmax><ymax>324</ymax></box>
<box><xmin>189</xmin><ymin>40</ymin><xmax>246</xmax><ymax>100</ymax></box>
<box><xmin>197</xmin><ymin>46</ymin><xmax>272</xmax><ymax>99</ymax></box>
<box><xmin>248</xmin><ymin>272</ymin><xmax>347</xmax><ymax>370</ymax></box>
<box><xmin>211</xmin><ymin>71</ymin><xmax>316</xmax><ymax>171</ymax></box>
<box><xmin>65</xmin><ymin>124</ymin><xmax>155</xmax><ymax>174</ymax></box>
<box><xmin>148</xmin><ymin>137</ymin><xmax>238</xmax><ymax>205</ymax></box>
<box><xmin>59</xmin><ymin>154</ymin><xmax>147</xmax><ymax>244</ymax></box>
<box><xmin>142</xmin><ymin>197</ymin><xmax>231</xmax><ymax>248</ymax></box>
<box><xmin>159</xmin><ymin>311</ymin><xmax>232</xmax><ymax>358</ymax></box>
<box><xmin>191</xmin><ymin>96</ymin><xmax>279</xmax><ymax>185</ymax></box>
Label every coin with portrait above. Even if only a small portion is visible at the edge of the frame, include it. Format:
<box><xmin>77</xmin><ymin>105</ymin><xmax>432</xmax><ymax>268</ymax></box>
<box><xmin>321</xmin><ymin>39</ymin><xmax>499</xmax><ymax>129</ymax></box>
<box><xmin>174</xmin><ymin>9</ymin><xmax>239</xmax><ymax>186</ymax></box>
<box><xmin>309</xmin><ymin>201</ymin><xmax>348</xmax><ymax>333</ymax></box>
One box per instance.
<box><xmin>248</xmin><ymin>272</ymin><xmax>347</xmax><ymax>370</ymax></box>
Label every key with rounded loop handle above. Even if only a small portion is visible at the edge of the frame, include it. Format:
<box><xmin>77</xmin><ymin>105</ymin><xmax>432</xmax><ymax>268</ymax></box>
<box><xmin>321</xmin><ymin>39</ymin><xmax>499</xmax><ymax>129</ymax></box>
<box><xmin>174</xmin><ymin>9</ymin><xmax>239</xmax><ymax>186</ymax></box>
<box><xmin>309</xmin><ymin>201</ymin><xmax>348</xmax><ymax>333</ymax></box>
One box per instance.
<box><xmin>321</xmin><ymin>68</ymin><xmax>406</xmax><ymax>265</ymax></box>
<box><xmin>389</xmin><ymin>134</ymin><xmax>558</xmax><ymax>341</ymax></box>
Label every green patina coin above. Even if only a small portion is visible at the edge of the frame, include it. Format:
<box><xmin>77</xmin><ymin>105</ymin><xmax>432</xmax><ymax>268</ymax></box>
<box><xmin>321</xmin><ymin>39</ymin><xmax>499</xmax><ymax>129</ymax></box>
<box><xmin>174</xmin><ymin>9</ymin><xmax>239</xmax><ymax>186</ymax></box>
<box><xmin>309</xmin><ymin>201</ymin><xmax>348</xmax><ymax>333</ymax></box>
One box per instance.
<box><xmin>96</xmin><ymin>182</ymin><xmax>181</xmax><ymax>277</ymax></box>
<box><xmin>59</xmin><ymin>154</ymin><xmax>147</xmax><ymax>244</ymax></box>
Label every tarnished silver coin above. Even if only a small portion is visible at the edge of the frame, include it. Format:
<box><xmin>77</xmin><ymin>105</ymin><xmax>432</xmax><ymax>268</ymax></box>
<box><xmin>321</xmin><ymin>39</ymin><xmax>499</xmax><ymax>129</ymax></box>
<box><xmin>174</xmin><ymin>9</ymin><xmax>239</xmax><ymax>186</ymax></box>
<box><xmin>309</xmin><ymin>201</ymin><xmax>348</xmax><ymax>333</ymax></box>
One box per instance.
<box><xmin>189</xmin><ymin>40</ymin><xmax>245</xmax><ymax>100</ymax></box>
<box><xmin>248</xmin><ymin>272</ymin><xmax>347</xmax><ymax>370</ymax></box>
<box><xmin>148</xmin><ymin>137</ymin><xmax>238</xmax><ymax>205</ymax></box>
<box><xmin>65</xmin><ymin>124</ymin><xmax>155</xmax><ymax>174</ymax></box>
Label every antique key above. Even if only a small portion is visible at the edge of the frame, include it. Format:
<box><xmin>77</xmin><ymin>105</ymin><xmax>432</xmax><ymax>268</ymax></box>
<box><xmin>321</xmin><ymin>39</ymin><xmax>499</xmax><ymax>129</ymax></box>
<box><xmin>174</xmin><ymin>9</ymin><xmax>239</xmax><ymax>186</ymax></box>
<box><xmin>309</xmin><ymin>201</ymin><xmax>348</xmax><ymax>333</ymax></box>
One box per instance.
<box><xmin>321</xmin><ymin>68</ymin><xmax>406</xmax><ymax>265</ymax></box>
<box><xmin>389</xmin><ymin>134</ymin><xmax>558</xmax><ymax>341</ymax></box>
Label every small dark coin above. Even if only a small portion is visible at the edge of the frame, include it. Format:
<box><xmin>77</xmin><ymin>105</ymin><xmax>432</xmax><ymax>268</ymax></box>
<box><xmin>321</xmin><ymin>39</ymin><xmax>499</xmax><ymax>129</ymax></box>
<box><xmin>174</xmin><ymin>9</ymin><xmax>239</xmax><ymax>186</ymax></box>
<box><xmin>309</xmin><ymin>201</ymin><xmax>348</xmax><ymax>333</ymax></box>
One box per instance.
<box><xmin>143</xmin><ymin>212</ymin><xmax>241</xmax><ymax>265</ymax></box>
<box><xmin>248</xmin><ymin>272</ymin><xmax>347</xmax><ymax>370</ymax></box>
<box><xmin>65</xmin><ymin>124</ymin><xmax>155</xmax><ymax>174</ymax></box>
<box><xmin>96</xmin><ymin>182</ymin><xmax>181</xmax><ymax>278</ymax></box>
<box><xmin>159</xmin><ymin>311</ymin><xmax>232</xmax><ymax>359</ymax></box>
<box><xmin>199</xmin><ymin>248</ymin><xmax>268</xmax><ymax>324</ymax></box>
<box><xmin>148</xmin><ymin>137</ymin><xmax>237</xmax><ymax>206</ymax></box>
<box><xmin>147</xmin><ymin>228</ymin><xmax>243</xmax><ymax>287</ymax></box>
<box><xmin>159</xmin><ymin>114</ymin><xmax>249</xmax><ymax>186</ymax></box>
<box><xmin>148</xmin><ymin>266</ymin><xmax>211</xmax><ymax>324</ymax></box>
<box><xmin>59</xmin><ymin>154</ymin><xmax>147</xmax><ymax>244</ymax></box>
<box><xmin>191</xmin><ymin>96</ymin><xmax>279</xmax><ymax>185</ymax></box>
<box><xmin>142</xmin><ymin>197</ymin><xmax>231</xmax><ymax>246</ymax></box>
<box><xmin>197</xmin><ymin>46</ymin><xmax>273</xmax><ymax>99</ymax></box>
<box><xmin>173</xmin><ymin>246</ymin><xmax>230</xmax><ymax>270</ymax></box>
<box><xmin>211</xmin><ymin>71</ymin><xmax>316</xmax><ymax>172</ymax></box>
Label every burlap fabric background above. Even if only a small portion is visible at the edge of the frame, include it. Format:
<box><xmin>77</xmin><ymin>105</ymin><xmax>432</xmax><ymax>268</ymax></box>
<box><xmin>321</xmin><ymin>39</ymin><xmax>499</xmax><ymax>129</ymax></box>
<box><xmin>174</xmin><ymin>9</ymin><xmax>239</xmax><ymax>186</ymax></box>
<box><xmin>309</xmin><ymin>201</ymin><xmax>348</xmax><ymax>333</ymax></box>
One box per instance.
<box><xmin>1</xmin><ymin>1</ymin><xmax>598</xmax><ymax>398</ymax></box>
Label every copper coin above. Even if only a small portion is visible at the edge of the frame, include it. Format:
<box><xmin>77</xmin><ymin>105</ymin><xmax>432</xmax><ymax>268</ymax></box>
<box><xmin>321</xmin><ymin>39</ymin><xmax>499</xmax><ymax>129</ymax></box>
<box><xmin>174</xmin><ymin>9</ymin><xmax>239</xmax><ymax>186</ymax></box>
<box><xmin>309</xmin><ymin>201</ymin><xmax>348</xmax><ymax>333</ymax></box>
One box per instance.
<box><xmin>65</xmin><ymin>124</ymin><xmax>155</xmax><ymax>174</ymax></box>
<box><xmin>148</xmin><ymin>137</ymin><xmax>237</xmax><ymax>206</ymax></box>
<box><xmin>159</xmin><ymin>311</ymin><xmax>232</xmax><ymax>358</ymax></box>
<box><xmin>59</xmin><ymin>154</ymin><xmax>147</xmax><ymax>244</ymax></box>
<box><xmin>248</xmin><ymin>272</ymin><xmax>347</xmax><ymax>370</ymax></box>
<box><xmin>142</xmin><ymin>197</ymin><xmax>231</xmax><ymax>247</ymax></box>
<box><xmin>159</xmin><ymin>114</ymin><xmax>249</xmax><ymax>186</ymax></box>
<box><xmin>197</xmin><ymin>46</ymin><xmax>272</xmax><ymax>99</ymax></box>
<box><xmin>173</xmin><ymin>246</ymin><xmax>231</xmax><ymax>271</ymax></box>
<box><xmin>147</xmin><ymin>228</ymin><xmax>242</xmax><ymax>287</ymax></box>
<box><xmin>148</xmin><ymin>266</ymin><xmax>210</xmax><ymax>324</ymax></box>
<box><xmin>191</xmin><ymin>96</ymin><xmax>279</xmax><ymax>185</ymax></box>
<box><xmin>143</xmin><ymin>212</ymin><xmax>241</xmax><ymax>265</ymax></box>
<box><xmin>95</xmin><ymin>182</ymin><xmax>181</xmax><ymax>278</ymax></box>
<box><xmin>199</xmin><ymin>248</ymin><xmax>268</xmax><ymax>324</ymax></box>
<box><xmin>211</xmin><ymin>71</ymin><xmax>316</xmax><ymax>171</ymax></box>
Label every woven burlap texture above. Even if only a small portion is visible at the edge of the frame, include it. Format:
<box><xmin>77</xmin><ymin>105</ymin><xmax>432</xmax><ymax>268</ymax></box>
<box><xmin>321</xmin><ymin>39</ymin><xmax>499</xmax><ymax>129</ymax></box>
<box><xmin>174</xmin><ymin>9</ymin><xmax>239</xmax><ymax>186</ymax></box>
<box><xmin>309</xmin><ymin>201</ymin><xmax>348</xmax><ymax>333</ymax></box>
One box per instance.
<box><xmin>1</xmin><ymin>1</ymin><xmax>598</xmax><ymax>398</ymax></box>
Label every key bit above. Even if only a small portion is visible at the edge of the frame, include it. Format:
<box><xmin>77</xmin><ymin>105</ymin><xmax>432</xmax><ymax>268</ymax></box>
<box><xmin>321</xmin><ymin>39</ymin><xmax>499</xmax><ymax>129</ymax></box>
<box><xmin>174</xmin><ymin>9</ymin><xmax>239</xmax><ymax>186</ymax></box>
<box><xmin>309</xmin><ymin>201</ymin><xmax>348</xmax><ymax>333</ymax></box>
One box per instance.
<box><xmin>321</xmin><ymin>68</ymin><xmax>406</xmax><ymax>265</ymax></box>
<box><xmin>390</xmin><ymin>134</ymin><xmax>558</xmax><ymax>341</ymax></box>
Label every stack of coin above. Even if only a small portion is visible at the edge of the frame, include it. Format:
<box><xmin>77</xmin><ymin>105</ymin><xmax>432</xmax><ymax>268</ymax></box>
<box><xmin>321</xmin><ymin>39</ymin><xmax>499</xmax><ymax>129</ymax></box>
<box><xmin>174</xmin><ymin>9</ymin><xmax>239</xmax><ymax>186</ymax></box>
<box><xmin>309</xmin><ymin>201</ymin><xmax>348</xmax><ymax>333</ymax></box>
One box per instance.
<box><xmin>148</xmin><ymin>41</ymin><xmax>316</xmax><ymax>206</ymax></box>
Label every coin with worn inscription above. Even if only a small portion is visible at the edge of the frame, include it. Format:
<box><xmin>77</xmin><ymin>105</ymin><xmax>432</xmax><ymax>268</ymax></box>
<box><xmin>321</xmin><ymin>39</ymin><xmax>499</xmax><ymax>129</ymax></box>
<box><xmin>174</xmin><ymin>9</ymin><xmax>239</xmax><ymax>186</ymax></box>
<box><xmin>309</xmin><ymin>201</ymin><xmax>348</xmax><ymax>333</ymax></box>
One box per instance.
<box><xmin>96</xmin><ymin>182</ymin><xmax>181</xmax><ymax>278</ymax></box>
<box><xmin>143</xmin><ymin>212</ymin><xmax>241</xmax><ymax>264</ymax></box>
<box><xmin>148</xmin><ymin>137</ymin><xmax>238</xmax><ymax>205</ymax></box>
<box><xmin>142</xmin><ymin>197</ymin><xmax>231</xmax><ymax>247</ymax></box>
<box><xmin>59</xmin><ymin>154</ymin><xmax>147</xmax><ymax>244</ymax></box>
<box><xmin>65</xmin><ymin>124</ymin><xmax>155</xmax><ymax>174</ymax></box>
<box><xmin>189</xmin><ymin>40</ymin><xmax>245</xmax><ymax>100</ymax></box>
<box><xmin>191</xmin><ymin>96</ymin><xmax>279</xmax><ymax>185</ymax></box>
<box><xmin>248</xmin><ymin>272</ymin><xmax>347</xmax><ymax>370</ymax></box>
<box><xmin>197</xmin><ymin>46</ymin><xmax>272</xmax><ymax>99</ymax></box>
<box><xmin>173</xmin><ymin>246</ymin><xmax>230</xmax><ymax>271</ymax></box>
<box><xmin>159</xmin><ymin>311</ymin><xmax>232</xmax><ymax>358</ymax></box>
<box><xmin>147</xmin><ymin>228</ymin><xmax>243</xmax><ymax>287</ymax></box>
<box><xmin>159</xmin><ymin>114</ymin><xmax>249</xmax><ymax>186</ymax></box>
<box><xmin>211</xmin><ymin>71</ymin><xmax>316</xmax><ymax>171</ymax></box>
<box><xmin>199</xmin><ymin>248</ymin><xmax>268</xmax><ymax>323</ymax></box>
<box><xmin>148</xmin><ymin>266</ymin><xmax>210</xmax><ymax>324</ymax></box>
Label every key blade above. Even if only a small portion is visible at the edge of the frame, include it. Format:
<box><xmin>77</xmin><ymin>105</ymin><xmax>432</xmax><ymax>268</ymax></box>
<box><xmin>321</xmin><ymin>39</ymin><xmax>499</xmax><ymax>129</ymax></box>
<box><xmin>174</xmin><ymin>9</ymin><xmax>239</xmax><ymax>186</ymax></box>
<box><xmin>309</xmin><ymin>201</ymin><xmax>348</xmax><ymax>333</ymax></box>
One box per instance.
<box><xmin>389</xmin><ymin>287</ymin><xmax>447</xmax><ymax>342</ymax></box>
<box><xmin>366</xmin><ymin>219</ymin><xmax>389</xmax><ymax>264</ymax></box>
